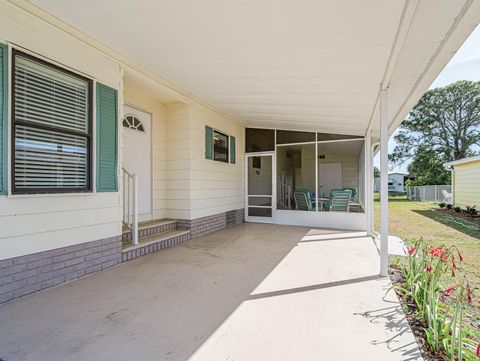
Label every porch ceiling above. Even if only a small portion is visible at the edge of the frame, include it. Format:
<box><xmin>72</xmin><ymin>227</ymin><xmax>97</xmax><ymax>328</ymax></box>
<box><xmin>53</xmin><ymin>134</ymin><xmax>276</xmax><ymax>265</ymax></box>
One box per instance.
<box><xmin>27</xmin><ymin>0</ymin><xmax>480</xmax><ymax>137</ymax></box>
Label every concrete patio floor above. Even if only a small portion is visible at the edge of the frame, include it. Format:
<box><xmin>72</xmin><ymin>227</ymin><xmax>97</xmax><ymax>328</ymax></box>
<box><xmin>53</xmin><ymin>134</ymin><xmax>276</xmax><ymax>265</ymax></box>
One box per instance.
<box><xmin>0</xmin><ymin>223</ymin><xmax>421</xmax><ymax>361</ymax></box>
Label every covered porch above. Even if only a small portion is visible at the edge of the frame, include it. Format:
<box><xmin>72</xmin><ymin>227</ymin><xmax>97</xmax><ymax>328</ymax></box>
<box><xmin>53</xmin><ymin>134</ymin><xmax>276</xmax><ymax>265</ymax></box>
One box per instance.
<box><xmin>0</xmin><ymin>223</ymin><xmax>421</xmax><ymax>361</ymax></box>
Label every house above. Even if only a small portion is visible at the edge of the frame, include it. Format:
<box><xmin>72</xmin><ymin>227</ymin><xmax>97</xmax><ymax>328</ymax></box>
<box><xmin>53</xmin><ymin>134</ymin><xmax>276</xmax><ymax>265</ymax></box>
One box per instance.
<box><xmin>0</xmin><ymin>0</ymin><xmax>479</xmax><ymax>304</ymax></box>
<box><xmin>374</xmin><ymin>172</ymin><xmax>410</xmax><ymax>193</ymax></box>
<box><xmin>444</xmin><ymin>156</ymin><xmax>480</xmax><ymax>209</ymax></box>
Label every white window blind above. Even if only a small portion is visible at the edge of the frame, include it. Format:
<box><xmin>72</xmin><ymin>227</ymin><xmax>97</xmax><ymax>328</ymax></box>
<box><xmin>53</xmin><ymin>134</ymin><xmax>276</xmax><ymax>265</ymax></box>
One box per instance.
<box><xmin>13</xmin><ymin>52</ymin><xmax>91</xmax><ymax>193</ymax></box>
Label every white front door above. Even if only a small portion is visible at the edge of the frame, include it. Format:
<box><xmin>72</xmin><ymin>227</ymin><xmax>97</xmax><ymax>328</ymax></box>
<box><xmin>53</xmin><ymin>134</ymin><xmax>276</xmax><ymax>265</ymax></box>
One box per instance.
<box><xmin>122</xmin><ymin>105</ymin><xmax>152</xmax><ymax>221</ymax></box>
<box><xmin>318</xmin><ymin>163</ymin><xmax>342</xmax><ymax>196</ymax></box>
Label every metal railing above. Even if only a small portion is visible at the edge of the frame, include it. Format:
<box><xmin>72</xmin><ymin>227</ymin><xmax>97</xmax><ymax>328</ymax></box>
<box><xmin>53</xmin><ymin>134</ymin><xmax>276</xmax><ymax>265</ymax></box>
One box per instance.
<box><xmin>278</xmin><ymin>182</ymin><xmax>292</xmax><ymax>209</ymax></box>
<box><xmin>406</xmin><ymin>185</ymin><xmax>452</xmax><ymax>203</ymax></box>
<box><xmin>122</xmin><ymin>167</ymin><xmax>138</xmax><ymax>245</ymax></box>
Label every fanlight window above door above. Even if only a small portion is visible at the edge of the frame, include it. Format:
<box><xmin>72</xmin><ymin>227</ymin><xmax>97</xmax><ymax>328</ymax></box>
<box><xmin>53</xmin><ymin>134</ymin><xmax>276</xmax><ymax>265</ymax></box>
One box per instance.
<box><xmin>122</xmin><ymin>115</ymin><xmax>145</xmax><ymax>132</ymax></box>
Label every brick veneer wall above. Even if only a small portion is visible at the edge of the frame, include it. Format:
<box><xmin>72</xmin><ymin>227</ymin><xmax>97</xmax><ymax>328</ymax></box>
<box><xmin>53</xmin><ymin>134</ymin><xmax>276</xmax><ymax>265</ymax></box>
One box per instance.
<box><xmin>0</xmin><ymin>235</ymin><xmax>122</xmax><ymax>304</ymax></box>
<box><xmin>177</xmin><ymin>208</ymin><xmax>244</xmax><ymax>238</ymax></box>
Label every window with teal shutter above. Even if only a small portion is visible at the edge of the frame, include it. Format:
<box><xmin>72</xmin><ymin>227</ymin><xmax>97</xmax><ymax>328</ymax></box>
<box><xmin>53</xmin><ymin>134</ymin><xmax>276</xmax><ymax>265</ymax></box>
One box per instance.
<box><xmin>96</xmin><ymin>83</ymin><xmax>118</xmax><ymax>192</ymax></box>
<box><xmin>0</xmin><ymin>44</ymin><xmax>7</xmax><ymax>195</ymax></box>
<box><xmin>229</xmin><ymin>136</ymin><xmax>236</xmax><ymax>164</ymax></box>
<box><xmin>12</xmin><ymin>50</ymin><xmax>92</xmax><ymax>194</ymax></box>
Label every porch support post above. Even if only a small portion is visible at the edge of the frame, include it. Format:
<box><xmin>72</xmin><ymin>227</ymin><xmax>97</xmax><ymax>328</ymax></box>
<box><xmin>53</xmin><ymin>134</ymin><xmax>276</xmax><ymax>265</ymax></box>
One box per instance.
<box><xmin>365</xmin><ymin>129</ymin><xmax>373</xmax><ymax>235</ymax></box>
<box><xmin>380</xmin><ymin>88</ymin><xmax>389</xmax><ymax>277</ymax></box>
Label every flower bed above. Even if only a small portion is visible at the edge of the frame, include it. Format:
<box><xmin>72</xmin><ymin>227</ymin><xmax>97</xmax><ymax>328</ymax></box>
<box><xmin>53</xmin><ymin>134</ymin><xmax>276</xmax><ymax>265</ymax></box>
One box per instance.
<box><xmin>390</xmin><ymin>240</ymin><xmax>480</xmax><ymax>360</ymax></box>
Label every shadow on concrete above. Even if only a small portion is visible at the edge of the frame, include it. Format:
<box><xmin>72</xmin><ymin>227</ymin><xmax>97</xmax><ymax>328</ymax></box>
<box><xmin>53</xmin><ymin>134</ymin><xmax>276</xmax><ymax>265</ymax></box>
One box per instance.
<box><xmin>355</xmin><ymin>299</ymin><xmax>423</xmax><ymax>361</ymax></box>
<box><xmin>248</xmin><ymin>274</ymin><xmax>380</xmax><ymax>300</ymax></box>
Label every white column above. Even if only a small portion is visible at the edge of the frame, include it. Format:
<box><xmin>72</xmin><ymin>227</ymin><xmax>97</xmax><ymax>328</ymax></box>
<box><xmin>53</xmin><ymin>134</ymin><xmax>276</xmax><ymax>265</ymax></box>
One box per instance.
<box><xmin>364</xmin><ymin>130</ymin><xmax>373</xmax><ymax>235</ymax></box>
<box><xmin>380</xmin><ymin>88</ymin><xmax>389</xmax><ymax>276</ymax></box>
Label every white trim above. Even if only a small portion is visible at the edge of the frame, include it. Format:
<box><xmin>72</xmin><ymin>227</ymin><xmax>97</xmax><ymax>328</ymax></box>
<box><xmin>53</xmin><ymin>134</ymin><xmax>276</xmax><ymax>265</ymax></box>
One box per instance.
<box><xmin>444</xmin><ymin>155</ymin><xmax>480</xmax><ymax>167</ymax></box>
<box><xmin>315</xmin><ymin>132</ymin><xmax>318</xmax><ymax>212</ymax></box>
<box><xmin>275</xmin><ymin>210</ymin><xmax>367</xmax><ymax>231</ymax></box>
<box><xmin>379</xmin><ymin>89</ymin><xmax>389</xmax><ymax>277</ymax></box>
<box><xmin>244</xmin><ymin>152</ymin><xmax>276</xmax><ymax>224</ymax></box>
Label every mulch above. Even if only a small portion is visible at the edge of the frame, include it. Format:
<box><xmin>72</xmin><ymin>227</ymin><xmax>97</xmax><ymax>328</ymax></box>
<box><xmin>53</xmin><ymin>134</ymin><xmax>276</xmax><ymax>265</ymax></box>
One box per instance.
<box><xmin>434</xmin><ymin>208</ymin><xmax>480</xmax><ymax>227</ymax></box>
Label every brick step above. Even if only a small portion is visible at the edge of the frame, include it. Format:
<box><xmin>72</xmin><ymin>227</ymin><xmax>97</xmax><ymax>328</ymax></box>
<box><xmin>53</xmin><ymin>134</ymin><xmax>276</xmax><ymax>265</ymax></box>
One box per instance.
<box><xmin>121</xmin><ymin>230</ymin><xmax>191</xmax><ymax>262</ymax></box>
<box><xmin>122</xmin><ymin>219</ymin><xmax>177</xmax><ymax>243</ymax></box>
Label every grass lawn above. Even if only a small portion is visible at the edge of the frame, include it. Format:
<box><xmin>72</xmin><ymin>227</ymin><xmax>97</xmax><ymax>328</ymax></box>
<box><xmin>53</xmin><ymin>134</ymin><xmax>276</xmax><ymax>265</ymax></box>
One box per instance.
<box><xmin>374</xmin><ymin>193</ymin><xmax>480</xmax><ymax>338</ymax></box>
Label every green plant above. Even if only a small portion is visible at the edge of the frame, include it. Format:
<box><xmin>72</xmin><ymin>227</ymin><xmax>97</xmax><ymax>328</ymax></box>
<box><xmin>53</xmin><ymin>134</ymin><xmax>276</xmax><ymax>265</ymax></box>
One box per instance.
<box><xmin>395</xmin><ymin>240</ymin><xmax>479</xmax><ymax>360</ymax></box>
<box><xmin>454</xmin><ymin>207</ymin><xmax>461</xmax><ymax>213</ymax></box>
<box><xmin>439</xmin><ymin>202</ymin><xmax>447</xmax><ymax>209</ymax></box>
<box><xmin>465</xmin><ymin>206</ymin><xmax>478</xmax><ymax>217</ymax></box>
<box><xmin>446</xmin><ymin>204</ymin><xmax>453</xmax><ymax>210</ymax></box>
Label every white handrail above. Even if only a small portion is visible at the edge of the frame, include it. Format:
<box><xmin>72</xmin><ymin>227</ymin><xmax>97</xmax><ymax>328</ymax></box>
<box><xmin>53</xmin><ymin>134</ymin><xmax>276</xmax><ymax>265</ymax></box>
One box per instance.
<box><xmin>122</xmin><ymin>168</ymin><xmax>139</xmax><ymax>245</ymax></box>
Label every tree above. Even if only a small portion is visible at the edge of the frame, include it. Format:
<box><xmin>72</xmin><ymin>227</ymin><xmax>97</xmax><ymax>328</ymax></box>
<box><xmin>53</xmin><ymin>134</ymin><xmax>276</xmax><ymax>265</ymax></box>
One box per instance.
<box><xmin>374</xmin><ymin>166</ymin><xmax>380</xmax><ymax>178</ymax></box>
<box><xmin>405</xmin><ymin>146</ymin><xmax>451</xmax><ymax>186</ymax></box>
<box><xmin>391</xmin><ymin>80</ymin><xmax>480</xmax><ymax>165</ymax></box>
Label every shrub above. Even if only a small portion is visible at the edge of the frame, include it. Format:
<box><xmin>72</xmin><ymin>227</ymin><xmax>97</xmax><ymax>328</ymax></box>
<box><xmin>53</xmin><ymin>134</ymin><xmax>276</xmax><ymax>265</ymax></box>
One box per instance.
<box><xmin>439</xmin><ymin>202</ymin><xmax>446</xmax><ymax>208</ymax></box>
<box><xmin>465</xmin><ymin>206</ymin><xmax>478</xmax><ymax>217</ymax></box>
<box><xmin>395</xmin><ymin>240</ymin><xmax>479</xmax><ymax>360</ymax></box>
<box><xmin>446</xmin><ymin>204</ymin><xmax>453</xmax><ymax>210</ymax></box>
<box><xmin>454</xmin><ymin>207</ymin><xmax>461</xmax><ymax>213</ymax></box>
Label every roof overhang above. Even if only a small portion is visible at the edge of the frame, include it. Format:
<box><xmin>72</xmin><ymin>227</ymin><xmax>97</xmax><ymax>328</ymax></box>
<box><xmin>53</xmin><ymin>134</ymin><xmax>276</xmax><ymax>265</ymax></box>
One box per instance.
<box><xmin>18</xmin><ymin>0</ymin><xmax>480</xmax><ymax>139</ymax></box>
<box><xmin>444</xmin><ymin>155</ymin><xmax>480</xmax><ymax>168</ymax></box>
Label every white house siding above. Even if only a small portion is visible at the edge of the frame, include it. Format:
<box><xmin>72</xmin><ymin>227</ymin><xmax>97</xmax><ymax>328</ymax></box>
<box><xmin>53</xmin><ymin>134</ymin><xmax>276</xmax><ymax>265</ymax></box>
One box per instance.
<box><xmin>454</xmin><ymin>160</ymin><xmax>480</xmax><ymax>209</ymax></box>
<box><xmin>0</xmin><ymin>2</ymin><xmax>122</xmax><ymax>260</ymax></box>
<box><xmin>164</xmin><ymin>103</ymin><xmax>244</xmax><ymax>221</ymax></box>
<box><xmin>189</xmin><ymin>104</ymin><xmax>244</xmax><ymax>220</ymax></box>
<box><xmin>165</xmin><ymin>103</ymin><xmax>192</xmax><ymax>220</ymax></box>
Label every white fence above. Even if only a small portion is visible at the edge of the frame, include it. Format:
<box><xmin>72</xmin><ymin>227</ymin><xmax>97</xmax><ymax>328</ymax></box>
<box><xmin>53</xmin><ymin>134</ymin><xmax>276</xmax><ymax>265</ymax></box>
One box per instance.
<box><xmin>406</xmin><ymin>185</ymin><xmax>452</xmax><ymax>203</ymax></box>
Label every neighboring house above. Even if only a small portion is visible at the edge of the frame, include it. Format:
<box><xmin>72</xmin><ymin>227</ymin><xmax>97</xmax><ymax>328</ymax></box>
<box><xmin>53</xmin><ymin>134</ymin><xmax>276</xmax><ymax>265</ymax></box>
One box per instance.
<box><xmin>444</xmin><ymin>156</ymin><xmax>480</xmax><ymax>209</ymax></box>
<box><xmin>374</xmin><ymin>173</ymin><xmax>408</xmax><ymax>193</ymax></box>
<box><xmin>0</xmin><ymin>1</ymin><xmax>478</xmax><ymax>302</ymax></box>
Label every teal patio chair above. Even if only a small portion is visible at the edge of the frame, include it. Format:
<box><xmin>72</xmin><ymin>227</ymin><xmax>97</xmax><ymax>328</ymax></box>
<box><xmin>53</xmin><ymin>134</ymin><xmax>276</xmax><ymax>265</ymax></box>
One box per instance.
<box><xmin>293</xmin><ymin>191</ymin><xmax>314</xmax><ymax>211</ymax></box>
<box><xmin>323</xmin><ymin>188</ymin><xmax>353</xmax><ymax>211</ymax></box>
<box><xmin>330</xmin><ymin>191</ymin><xmax>351</xmax><ymax>211</ymax></box>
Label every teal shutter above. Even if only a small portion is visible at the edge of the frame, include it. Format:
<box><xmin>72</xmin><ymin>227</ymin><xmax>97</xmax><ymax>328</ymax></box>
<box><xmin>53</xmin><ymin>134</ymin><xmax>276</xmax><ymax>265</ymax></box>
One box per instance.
<box><xmin>229</xmin><ymin>136</ymin><xmax>236</xmax><ymax>164</ymax></box>
<box><xmin>0</xmin><ymin>44</ymin><xmax>7</xmax><ymax>195</ymax></box>
<box><xmin>205</xmin><ymin>126</ymin><xmax>213</xmax><ymax>160</ymax></box>
<box><xmin>96</xmin><ymin>83</ymin><xmax>118</xmax><ymax>192</ymax></box>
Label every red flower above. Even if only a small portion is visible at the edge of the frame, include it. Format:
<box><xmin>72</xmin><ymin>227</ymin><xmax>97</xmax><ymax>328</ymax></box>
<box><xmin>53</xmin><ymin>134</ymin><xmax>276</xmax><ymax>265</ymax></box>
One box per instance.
<box><xmin>425</xmin><ymin>263</ymin><xmax>432</xmax><ymax>273</ymax></box>
<box><xmin>442</xmin><ymin>252</ymin><xmax>448</xmax><ymax>262</ymax></box>
<box><xmin>429</xmin><ymin>247</ymin><xmax>444</xmax><ymax>258</ymax></box>
<box><xmin>476</xmin><ymin>342</ymin><xmax>480</xmax><ymax>358</ymax></box>
<box><xmin>408</xmin><ymin>247</ymin><xmax>416</xmax><ymax>256</ymax></box>
<box><xmin>452</xmin><ymin>259</ymin><xmax>457</xmax><ymax>270</ymax></box>
<box><xmin>457</xmin><ymin>250</ymin><xmax>464</xmax><ymax>262</ymax></box>
<box><xmin>443</xmin><ymin>286</ymin><xmax>457</xmax><ymax>296</ymax></box>
<box><xmin>467</xmin><ymin>287</ymin><xmax>473</xmax><ymax>304</ymax></box>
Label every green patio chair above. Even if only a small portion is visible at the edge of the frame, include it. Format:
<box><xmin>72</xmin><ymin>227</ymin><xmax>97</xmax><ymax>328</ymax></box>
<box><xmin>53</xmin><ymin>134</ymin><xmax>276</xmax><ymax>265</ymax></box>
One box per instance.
<box><xmin>330</xmin><ymin>191</ymin><xmax>351</xmax><ymax>211</ymax></box>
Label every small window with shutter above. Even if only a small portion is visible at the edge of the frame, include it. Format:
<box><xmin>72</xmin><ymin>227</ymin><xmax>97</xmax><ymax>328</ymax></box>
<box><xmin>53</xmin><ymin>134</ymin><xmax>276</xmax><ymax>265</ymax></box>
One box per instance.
<box><xmin>205</xmin><ymin>125</ymin><xmax>236</xmax><ymax>164</ymax></box>
<box><xmin>11</xmin><ymin>51</ymin><xmax>92</xmax><ymax>194</ymax></box>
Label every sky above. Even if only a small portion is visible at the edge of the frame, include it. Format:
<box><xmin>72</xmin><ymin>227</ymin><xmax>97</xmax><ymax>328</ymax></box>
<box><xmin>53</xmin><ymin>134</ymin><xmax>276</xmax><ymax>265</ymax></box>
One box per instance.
<box><xmin>374</xmin><ymin>24</ymin><xmax>480</xmax><ymax>173</ymax></box>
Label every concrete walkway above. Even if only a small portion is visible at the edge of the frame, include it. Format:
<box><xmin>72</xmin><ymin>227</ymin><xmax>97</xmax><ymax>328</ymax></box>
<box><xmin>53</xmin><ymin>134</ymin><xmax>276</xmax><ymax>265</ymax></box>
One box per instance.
<box><xmin>0</xmin><ymin>224</ymin><xmax>421</xmax><ymax>361</ymax></box>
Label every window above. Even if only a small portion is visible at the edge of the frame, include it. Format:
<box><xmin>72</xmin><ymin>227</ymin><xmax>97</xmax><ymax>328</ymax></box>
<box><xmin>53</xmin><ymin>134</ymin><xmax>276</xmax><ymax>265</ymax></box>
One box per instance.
<box><xmin>12</xmin><ymin>51</ymin><xmax>92</xmax><ymax>194</ymax></box>
<box><xmin>205</xmin><ymin>126</ymin><xmax>235</xmax><ymax>164</ymax></box>
<box><xmin>122</xmin><ymin>115</ymin><xmax>144</xmax><ymax>132</ymax></box>
<box><xmin>213</xmin><ymin>130</ymin><xmax>229</xmax><ymax>162</ymax></box>
<box><xmin>245</xmin><ymin>128</ymin><xmax>274</xmax><ymax>152</ymax></box>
